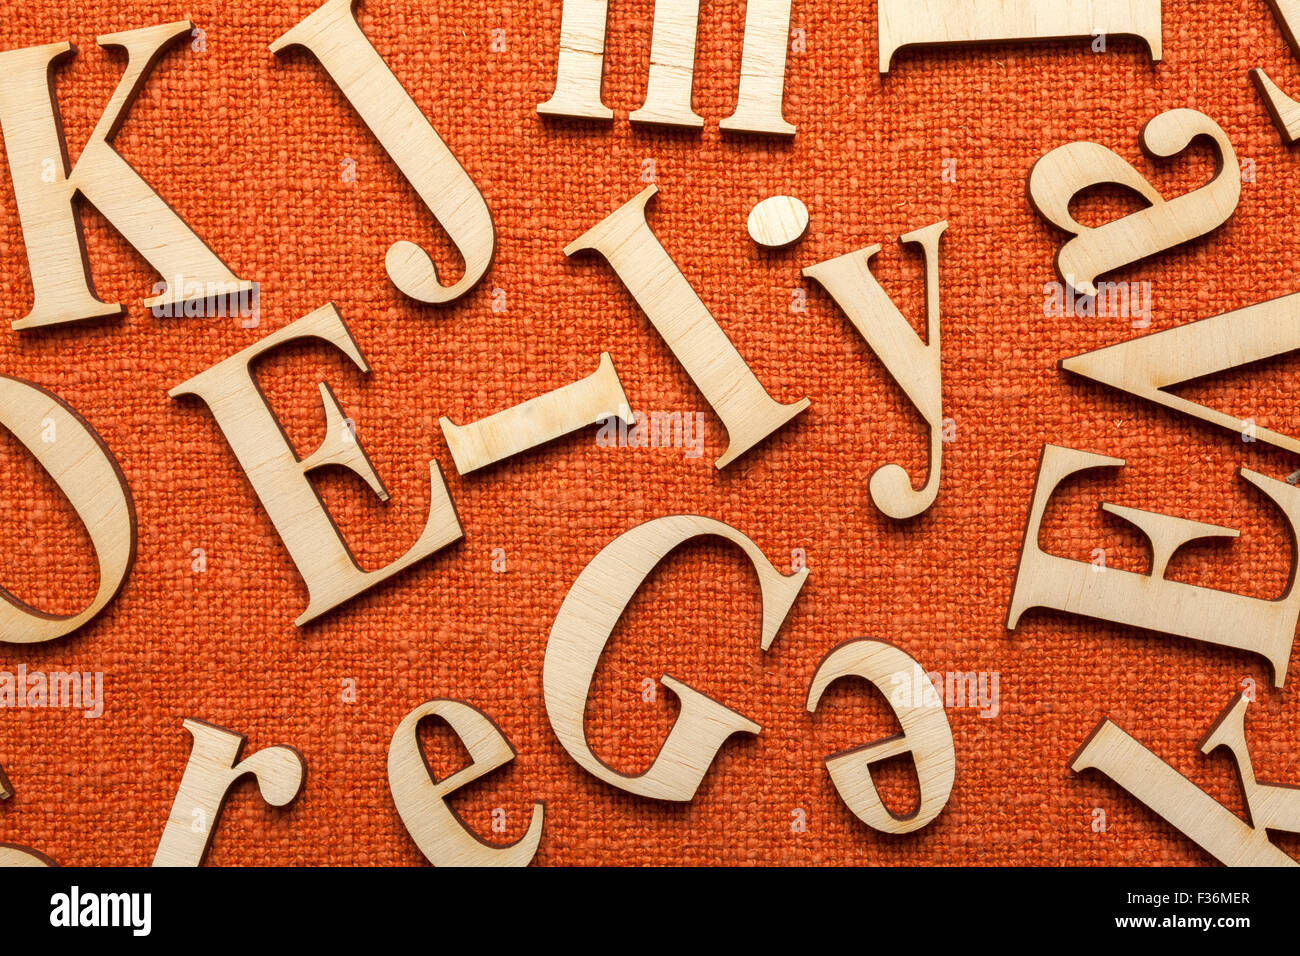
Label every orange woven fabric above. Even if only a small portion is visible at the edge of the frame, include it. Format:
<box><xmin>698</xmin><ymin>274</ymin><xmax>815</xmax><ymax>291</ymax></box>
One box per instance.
<box><xmin>0</xmin><ymin>0</ymin><xmax>1297</xmax><ymax>866</ymax></box>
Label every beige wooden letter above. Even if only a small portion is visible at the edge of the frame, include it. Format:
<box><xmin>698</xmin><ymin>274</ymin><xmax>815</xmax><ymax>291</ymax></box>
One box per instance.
<box><xmin>271</xmin><ymin>0</ymin><xmax>494</xmax><ymax>305</ymax></box>
<box><xmin>169</xmin><ymin>305</ymin><xmax>463</xmax><ymax>625</ymax></box>
<box><xmin>153</xmin><ymin>719</ymin><xmax>305</xmax><ymax>867</ymax></box>
<box><xmin>1254</xmin><ymin>70</ymin><xmax>1300</xmax><ymax>144</ymax></box>
<box><xmin>720</xmin><ymin>0</ymin><xmax>796</xmax><ymax>136</ymax></box>
<box><xmin>567</xmin><ymin>186</ymin><xmax>809</xmax><ymax>468</ymax></box>
<box><xmin>804</xmin><ymin>222</ymin><xmax>948</xmax><ymax>519</ymax></box>
<box><xmin>544</xmin><ymin>515</ymin><xmax>807</xmax><ymax>801</ymax></box>
<box><xmin>629</xmin><ymin>0</ymin><xmax>705</xmax><ymax>128</ymax></box>
<box><xmin>440</xmin><ymin>352</ymin><xmax>631</xmax><ymax>474</ymax></box>
<box><xmin>1200</xmin><ymin>694</ymin><xmax>1300</xmax><ymax>836</ymax></box>
<box><xmin>1028</xmin><ymin>109</ymin><xmax>1239</xmax><ymax>298</ymax></box>
<box><xmin>388</xmin><ymin>699</ymin><xmax>543</xmax><ymax>867</ymax></box>
<box><xmin>537</xmin><ymin>0</ymin><xmax>614</xmax><ymax>120</ymax></box>
<box><xmin>1061</xmin><ymin>291</ymin><xmax>1300</xmax><ymax>456</ymax></box>
<box><xmin>807</xmin><ymin>640</ymin><xmax>955</xmax><ymax>834</ymax></box>
<box><xmin>1253</xmin><ymin>1</ymin><xmax>1300</xmax><ymax>144</ymax></box>
<box><xmin>0</xmin><ymin>844</ymin><xmax>54</xmax><ymax>867</ymax></box>
<box><xmin>1071</xmin><ymin>697</ymin><xmax>1297</xmax><ymax>866</ymax></box>
<box><xmin>0</xmin><ymin>21</ymin><xmax>252</xmax><ymax>329</ymax></box>
<box><xmin>538</xmin><ymin>0</ymin><xmax>794</xmax><ymax>134</ymax></box>
<box><xmin>1007</xmin><ymin>444</ymin><xmax>1300</xmax><ymax>686</ymax></box>
<box><xmin>878</xmin><ymin>0</ymin><xmax>1162</xmax><ymax>73</ymax></box>
<box><xmin>0</xmin><ymin>375</ymin><xmax>136</xmax><ymax>644</ymax></box>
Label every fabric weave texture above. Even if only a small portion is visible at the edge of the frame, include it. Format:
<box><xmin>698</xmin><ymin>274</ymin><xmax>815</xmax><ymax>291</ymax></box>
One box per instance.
<box><xmin>0</xmin><ymin>0</ymin><xmax>1297</xmax><ymax>865</ymax></box>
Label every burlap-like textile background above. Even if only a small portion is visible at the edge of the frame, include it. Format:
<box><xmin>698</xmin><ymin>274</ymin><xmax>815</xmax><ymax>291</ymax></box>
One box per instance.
<box><xmin>0</xmin><ymin>0</ymin><xmax>1297</xmax><ymax>865</ymax></box>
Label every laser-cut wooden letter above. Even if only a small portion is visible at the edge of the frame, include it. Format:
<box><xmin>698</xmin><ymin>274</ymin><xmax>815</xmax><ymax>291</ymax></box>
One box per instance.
<box><xmin>154</xmin><ymin>719</ymin><xmax>304</xmax><ymax>867</ymax></box>
<box><xmin>630</xmin><ymin>0</ymin><xmax>705</xmax><ymax>128</ymax></box>
<box><xmin>0</xmin><ymin>375</ymin><xmax>136</xmax><ymax>644</ymax></box>
<box><xmin>538</xmin><ymin>0</ymin><xmax>795</xmax><ymax>134</ymax></box>
<box><xmin>567</xmin><ymin>186</ymin><xmax>810</xmax><ymax>468</ymax></box>
<box><xmin>804</xmin><ymin>222</ymin><xmax>948</xmax><ymax>519</ymax></box>
<box><xmin>807</xmin><ymin>639</ymin><xmax>955</xmax><ymax>834</ymax></box>
<box><xmin>1028</xmin><ymin>109</ymin><xmax>1239</xmax><ymax>298</ymax></box>
<box><xmin>440</xmin><ymin>352</ymin><xmax>631</xmax><ymax>474</ymax></box>
<box><xmin>0</xmin><ymin>845</ymin><xmax>54</xmax><ymax>867</ymax></box>
<box><xmin>272</xmin><ymin>0</ymin><xmax>494</xmax><ymax>305</ymax></box>
<box><xmin>878</xmin><ymin>0</ymin><xmax>1162</xmax><ymax>73</ymax></box>
<box><xmin>1253</xmin><ymin>1</ymin><xmax>1300</xmax><ymax>144</ymax></box>
<box><xmin>537</xmin><ymin>0</ymin><xmax>614</xmax><ymax>120</ymax></box>
<box><xmin>721</xmin><ymin>0</ymin><xmax>796</xmax><ymax>135</ymax></box>
<box><xmin>1061</xmin><ymin>291</ymin><xmax>1300</xmax><ymax>456</ymax></box>
<box><xmin>388</xmin><ymin>699</ymin><xmax>543</xmax><ymax>867</ymax></box>
<box><xmin>1007</xmin><ymin>444</ymin><xmax>1300</xmax><ymax>686</ymax></box>
<box><xmin>169</xmin><ymin>304</ymin><xmax>464</xmax><ymax>625</ymax></box>
<box><xmin>544</xmin><ymin>515</ymin><xmax>807</xmax><ymax>801</ymax></box>
<box><xmin>0</xmin><ymin>21</ymin><xmax>252</xmax><ymax>329</ymax></box>
<box><xmin>1071</xmin><ymin>694</ymin><xmax>1298</xmax><ymax>866</ymax></box>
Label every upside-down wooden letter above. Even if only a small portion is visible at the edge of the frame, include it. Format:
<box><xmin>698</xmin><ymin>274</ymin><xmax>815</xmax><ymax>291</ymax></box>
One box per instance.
<box><xmin>0</xmin><ymin>376</ymin><xmax>136</xmax><ymax>644</ymax></box>
<box><xmin>544</xmin><ymin>515</ymin><xmax>807</xmax><ymax>800</ymax></box>
<box><xmin>720</xmin><ymin>0</ymin><xmax>796</xmax><ymax>135</ymax></box>
<box><xmin>153</xmin><ymin>719</ymin><xmax>305</xmax><ymax>867</ymax></box>
<box><xmin>440</xmin><ymin>353</ymin><xmax>631</xmax><ymax>474</ymax></box>
<box><xmin>536</xmin><ymin>0</ymin><xmax>614</xmax><ymax>120</ymax></box>
<box><xmin>1007</xmin><ymin>444</ymin><xmax>1300</xmax><ymax>686</ymax></box>
<box><xmin>1201</xmin><ymin>694</ymin><xmax>1300</xmax><ymax>839</ymax></box>
<box><xmin>1028</xmin><ymin>109</ymin><xmax>1239</xmax><ymax>298</ymax></box>
<box><xmin>388</xmin><ymin>699</ymin><xmax>543</xmax><ymax>866</ymax></box>
<box><xmin>272</xmin><ymin>0</ymin><xmax>494</xmax><ymax>305</ymax></box>
<box><xmin>0</xmin><ymin>21</ymin><xmax>253</xmax><ymax>329</ymax></box>
<box><xmin>630</xmin><ymin>0</ymin><xmax>705</xmax><ymax>128</ymax></box>
<box><xmin>538</xmin><ymin>0</ymin><xmax>795</xmax><ymax>134</ymax></box>
<box><xmin>169</xmin><ymin>305</ymin><xmax>464</xmax><ymax>625</ymax></box>
<box><xmin>807</xmin><ymin>639</ymin><xmax>955</xmax><ymax>834</ymax></box>
<box><xmin>1061</xmin><ymin>291</ymin><xmax>1300</xmax><ymax>455</ymax></box>
<box><xmin>804</xmin><ymin>222</ymin><xmax>948</xmax><ymax>519</ymax></box>
<box><xmin>878</xmin><ymin>0</ymin><xmax>1162</xmax><ymax>73</ymax></box>
<box><xmin>1071</xmin><ymin>694</ymin><xmax>1298</xmax><ymax>866</ymax></box>
<box><xmin>567</xmin><ymin>187</ymin><xmax>810</xmax><ymax>468</ymax></box>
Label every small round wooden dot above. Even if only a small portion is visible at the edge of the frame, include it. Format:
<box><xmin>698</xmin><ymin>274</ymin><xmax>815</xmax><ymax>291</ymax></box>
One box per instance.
<box><xmin>747</xmin><ymin>195</ymin><xmax>810</xmax><ymax>248</ymax></box>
